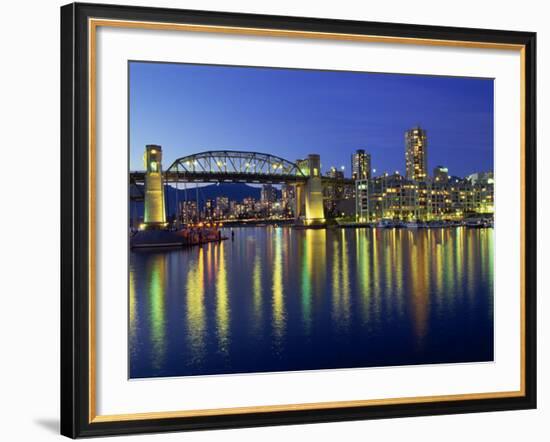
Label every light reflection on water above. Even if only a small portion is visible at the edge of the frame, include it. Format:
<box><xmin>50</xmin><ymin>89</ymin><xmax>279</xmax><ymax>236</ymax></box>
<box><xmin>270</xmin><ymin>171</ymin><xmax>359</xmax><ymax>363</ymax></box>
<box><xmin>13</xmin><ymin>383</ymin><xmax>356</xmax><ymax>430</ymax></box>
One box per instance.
<box><xmin>129</xmin><ymin>226</ymin><xmax>494</xmax><ymax>378</ymax></box>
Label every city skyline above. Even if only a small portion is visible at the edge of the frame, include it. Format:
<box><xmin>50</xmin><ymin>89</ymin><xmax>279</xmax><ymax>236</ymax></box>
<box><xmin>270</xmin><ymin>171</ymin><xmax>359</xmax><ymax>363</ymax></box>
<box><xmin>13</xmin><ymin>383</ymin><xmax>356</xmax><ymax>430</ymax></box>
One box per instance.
<box><xmin>129</xmin><ymin>62</ymin><xmax>494</xmax><ymax>178</ymax></box>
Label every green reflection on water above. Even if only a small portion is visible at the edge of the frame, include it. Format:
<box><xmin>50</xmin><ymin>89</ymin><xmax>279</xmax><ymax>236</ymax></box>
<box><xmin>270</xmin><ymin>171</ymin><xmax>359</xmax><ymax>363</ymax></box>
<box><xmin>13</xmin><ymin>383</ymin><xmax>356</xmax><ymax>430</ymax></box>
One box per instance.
<box><xmin>148</xmin><ymin>254</ymin><xmax>166</xmax><ymax>370</ymax></box>
<box><xmin>272</xmin><ymin>229</ymin><xmax>285</xmax><ymax>346</ymax></box>
<box><xmin>355</xmin><ymin>229</ymin><xmax>371</xmax><ymax>324</ymax></box>
<box><xmin>129</xmin><ymin>267</ymin><xmax>138</xmax><ymax>358</ymax></box>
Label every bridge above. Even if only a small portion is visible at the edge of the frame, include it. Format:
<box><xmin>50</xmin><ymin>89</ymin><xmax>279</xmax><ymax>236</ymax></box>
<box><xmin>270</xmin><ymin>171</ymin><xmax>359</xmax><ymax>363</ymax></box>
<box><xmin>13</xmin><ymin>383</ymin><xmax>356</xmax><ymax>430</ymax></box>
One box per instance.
<box><xmin>135</xmin><ymin>146</ymin><xmax>350</xmax><ymax>228</ymax></box>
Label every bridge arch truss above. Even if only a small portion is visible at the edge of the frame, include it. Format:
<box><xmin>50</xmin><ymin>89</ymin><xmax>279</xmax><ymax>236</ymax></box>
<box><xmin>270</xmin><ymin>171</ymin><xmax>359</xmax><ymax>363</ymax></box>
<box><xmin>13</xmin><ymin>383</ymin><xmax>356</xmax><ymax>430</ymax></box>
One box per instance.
<box><xmin>165</xmin><ymin>150</ymin><xmax>307</xmax><ymax>183</ymax></box>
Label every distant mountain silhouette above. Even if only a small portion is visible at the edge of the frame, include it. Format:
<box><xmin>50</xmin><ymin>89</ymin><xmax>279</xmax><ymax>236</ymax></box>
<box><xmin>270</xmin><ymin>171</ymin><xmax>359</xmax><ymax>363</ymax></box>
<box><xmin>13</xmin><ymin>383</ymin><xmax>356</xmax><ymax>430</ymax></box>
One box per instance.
<box><xmin>130</xmin><ymin>183</ymin><xmax>281</xmax><ymax>219</ymax></box>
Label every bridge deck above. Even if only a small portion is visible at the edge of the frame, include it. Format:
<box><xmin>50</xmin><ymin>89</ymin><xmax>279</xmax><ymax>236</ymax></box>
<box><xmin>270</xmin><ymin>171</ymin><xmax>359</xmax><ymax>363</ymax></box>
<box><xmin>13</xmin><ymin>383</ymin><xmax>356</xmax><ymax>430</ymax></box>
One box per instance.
<box><xmin>130</xmin><ymin>171</ymin><xmax>353</xmax><ymax>185</ymax></box>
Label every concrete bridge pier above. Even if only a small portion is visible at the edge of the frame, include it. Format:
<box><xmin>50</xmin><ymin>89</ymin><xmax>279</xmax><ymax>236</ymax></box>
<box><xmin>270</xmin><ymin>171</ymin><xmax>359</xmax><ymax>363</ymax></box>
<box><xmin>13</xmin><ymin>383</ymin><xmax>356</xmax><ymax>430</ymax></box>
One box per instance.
<box><xmin>295</xmin><ymin>154</ymin><xmax>325</xmax><ymax>225</ymax></box>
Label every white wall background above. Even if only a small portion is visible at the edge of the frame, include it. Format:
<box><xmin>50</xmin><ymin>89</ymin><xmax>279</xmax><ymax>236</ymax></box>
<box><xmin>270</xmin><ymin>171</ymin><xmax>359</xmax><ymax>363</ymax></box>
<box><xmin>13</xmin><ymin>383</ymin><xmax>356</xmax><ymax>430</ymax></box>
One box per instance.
<box><xmin>0</xmin><ymin>0</ymin><xmax>546</xmax><ymax>440</ymax></box>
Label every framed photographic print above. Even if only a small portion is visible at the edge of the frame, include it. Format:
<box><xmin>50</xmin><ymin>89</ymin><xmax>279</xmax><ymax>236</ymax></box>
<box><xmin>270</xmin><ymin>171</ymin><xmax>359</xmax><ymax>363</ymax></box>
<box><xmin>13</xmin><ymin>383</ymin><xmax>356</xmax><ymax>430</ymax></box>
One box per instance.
<box><xmin>60</xmin><ymin>2</ymin><xmax>537</xmax><ymax>438</ymax></box>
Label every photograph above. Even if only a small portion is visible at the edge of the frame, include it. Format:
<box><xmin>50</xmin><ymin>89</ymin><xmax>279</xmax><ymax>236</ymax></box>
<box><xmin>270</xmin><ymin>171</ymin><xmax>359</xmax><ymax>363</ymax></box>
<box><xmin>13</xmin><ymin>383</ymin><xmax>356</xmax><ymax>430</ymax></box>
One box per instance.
<box><xmin>128</xmin><ymin>61</ymin><xmax>495</xmax><ymax>379</ymax></box>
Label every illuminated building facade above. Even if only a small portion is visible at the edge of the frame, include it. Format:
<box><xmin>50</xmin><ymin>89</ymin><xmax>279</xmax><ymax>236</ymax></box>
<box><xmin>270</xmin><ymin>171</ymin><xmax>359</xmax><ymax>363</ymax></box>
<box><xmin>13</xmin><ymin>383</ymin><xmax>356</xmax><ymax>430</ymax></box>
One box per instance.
<box><xmin>362</xmin><ymin>172</ymin><xmax>494</xmax><ymax>222</ymax></box>
<box><xmin>368</xmin><ymin>173</ymin><xmax>418</xmax><ymax>221</ymax></box>
<box><xmin>179</xmin><ymin>200</ymin><xmax>198</xmax><ymax>224</ymax></box>
<box><xmin>215</xmin><ymin>196</ymin><xmax>229</xmax><ymax>219</ymax></box>
<box><xmin>433</xmin><ymin>165</ymin><xmax>449</xmax><ymax>183</ymax></box>
<box><xmin>260</xmin><ymin>184</ymin><xmax>277</xmax><ymax>216</ymax></box>
<box><xmin>467</xmin><ymin>171</ymin><xmax>494</xmax><ymax>185</ymax></box>
<box><xmin>281</xmin><ymin>184</ymin><xmax>296</xmax><ymax>217</ymax></box>
<box><xmin>324</xmin><ymin>166</ymin><xmax>345</xmax><ymax>216</ymax></box>
<box><xmin>351</xmin><ymin>149</ymin><xmax>371</xmax><ymax>180</ymax></box>
<box><xmin>355</xmin><ymin>180</ymin><xmax>369</xmax><ymax>222</ymax></box>
<box><xmin>203</xmin><ymin>199</ymin><xmax>214</xmax><ymax>220</ymax></box>
<box><xmin>405</xmin><ymin>127</ymin><xmax>428</xmax><ymax>181</ymax></box>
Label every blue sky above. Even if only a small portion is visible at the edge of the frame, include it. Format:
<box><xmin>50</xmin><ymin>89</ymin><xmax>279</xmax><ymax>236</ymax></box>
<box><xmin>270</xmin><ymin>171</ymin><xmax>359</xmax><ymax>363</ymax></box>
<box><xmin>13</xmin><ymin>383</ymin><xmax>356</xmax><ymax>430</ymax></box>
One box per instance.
<box><xmin>129</xmin><ymin>61</ymin><xmax>493</xmax><ymax>178</ymax></box>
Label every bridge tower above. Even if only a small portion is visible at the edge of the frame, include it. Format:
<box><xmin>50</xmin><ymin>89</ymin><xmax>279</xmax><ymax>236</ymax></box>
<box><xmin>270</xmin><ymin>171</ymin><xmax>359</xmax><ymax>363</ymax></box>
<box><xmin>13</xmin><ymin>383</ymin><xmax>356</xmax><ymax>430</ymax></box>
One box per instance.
<box><xmin>296</xmin><ymin>154</ymin><xmax>325</xmax><ymax>225</ymax></box>
<box><xmin>143</xmin><ymin>144</ymin><xmax>167</xmax><ymax>229</ymax></box>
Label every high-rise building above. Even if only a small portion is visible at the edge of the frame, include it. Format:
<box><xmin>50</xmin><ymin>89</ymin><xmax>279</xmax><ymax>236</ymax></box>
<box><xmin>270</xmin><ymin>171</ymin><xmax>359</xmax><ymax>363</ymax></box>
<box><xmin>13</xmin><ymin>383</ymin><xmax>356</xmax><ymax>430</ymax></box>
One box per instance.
<box><xmin>179</xmin><ymin>200</ymin><xmax>198</xmax><ymax>224</ymax></box>
<box><xmin>243</xmin><ymin>197</ymin><xmax>256</xmax><ymax>215</ymax></box>
<box><xmin>351</xmin><ymin>149</ymin><xmax>371</xmax><ymax>180</ymax></box>
<box><xmin>324</xmin><ymin>166</ymin><xmax>345</xmax><ymax>216</ymax></box>
<box><xmin>405</xmin><ymin>127</ymin><xmax>428</xmax><ymax>181</ymax></box>
<box><xmin>433</xmin><ymin>165</ymin><xmax>449</xmax><ymax>183</ymax></box>
<box><xmin>215</xmin><ymin>196</ymin><xmax>229</xmax><ymax>219</ymax></box>
<box><xmin>204</xmin><ymin>199</ymin><xmax>214</xmax><ymax>220</ymax></box>
<box><xmin>261</xmin><ymin>184</ymin><xmax>276</xmax><ymax>203</ymax></box>
<box><xmin>281</xmin><ymin>184</ymin><xmax>295</xmax><ymax>217</ymax></box>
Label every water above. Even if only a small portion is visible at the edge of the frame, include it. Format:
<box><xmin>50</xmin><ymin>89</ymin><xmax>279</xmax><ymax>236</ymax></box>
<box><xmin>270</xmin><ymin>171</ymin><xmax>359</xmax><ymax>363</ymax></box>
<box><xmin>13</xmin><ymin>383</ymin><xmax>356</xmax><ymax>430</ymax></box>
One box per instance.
<box><xmin>129</xmin><ymin>226</ymin><xmax>494</xmax><ymax>379</ymax></box>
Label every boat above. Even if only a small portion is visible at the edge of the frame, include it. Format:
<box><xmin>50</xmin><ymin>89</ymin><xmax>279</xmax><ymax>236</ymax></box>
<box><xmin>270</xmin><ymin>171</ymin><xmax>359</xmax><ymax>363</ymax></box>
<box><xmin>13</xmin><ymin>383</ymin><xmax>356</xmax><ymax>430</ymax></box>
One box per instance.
<box><xmin>465</xmin><ymin>219</ymin><xmax>485</xmax><ymax>228</ymax></box>
<box><xmin>130</xmin><ymin>225</ymin><xmax>225</xmax><ymax>248</ymax></box>
<box><xmin>377</xmin><ymin>219</ymin><xmax>396</xmax><ymax>228</ymax></box>
<box><xmin>427</xmin><ymin>221</ymin><xmax>446</xmax><ymax>228</ymax></box>
<box><xmin>336</xmin><ymin>220</ymin><xmax>371</xmax><ymax>228</ymax></box>
<box><xmin>404</xmin><ymin>220</ymin><xmax>428</xmax><ymax>228</ymax></box>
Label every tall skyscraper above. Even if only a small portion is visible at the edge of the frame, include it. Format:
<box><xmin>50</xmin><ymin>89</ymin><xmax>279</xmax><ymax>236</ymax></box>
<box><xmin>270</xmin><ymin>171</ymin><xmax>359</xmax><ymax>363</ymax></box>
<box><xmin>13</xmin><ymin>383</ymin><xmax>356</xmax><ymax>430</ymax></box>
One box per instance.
<box><xmin>405</xmin><ymin>127</ymin><xmax>428</xmax><ymax>181</ymax></box>
<box><xmin>351</xmin><ymin>149</ymin><xmax>371</xmax><ymax>180</ymax></box>
<box><xmin>261</xmin><ymin>184</ymin><xmax>276</xmax><ymax>203</ymax></box>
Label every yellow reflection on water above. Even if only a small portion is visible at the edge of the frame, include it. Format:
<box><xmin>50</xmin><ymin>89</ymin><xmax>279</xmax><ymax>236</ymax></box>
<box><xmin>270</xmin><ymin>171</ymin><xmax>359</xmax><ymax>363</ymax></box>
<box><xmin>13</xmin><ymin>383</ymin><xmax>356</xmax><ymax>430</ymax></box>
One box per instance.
<box><xmin>301</xmin><ymin>231</ymin><xmax>313</xmax><ymax>333</ymax></box>
<box><xmin>300</xmin><ymin>230</ymin><xmax>327</xmax><ymax>333</ymax></box>
<box><xmin>272</xmin><ymin>229</ymin><xmax>285</xmax><ymax>344</ymax></box>
<box><xmin>372</xmin><ymin>231</ymin><xmax>381</xmax><ymax>320</ymax></box>
<box><xmin>384</xmin><ymin>231</ymin><xmax>393</xmax><ymax>314</ymax></box>
<box><xmin>206</xmin><ymin>242</ymin><xmax>212</xmax><ymax>283</ymax></box>
<box><xmin>331</xmin><ymin>237</ymin><xmax>341</xmax><ymax>321</ymax></box>
<box><xmin>456</xmin><ymin>227</ymin><xmax>464</xmax><ymax>299</ymax></box>
<box><xmin>216</xmin><ymin>242</ymin><xmax>230</xmax><ymax>354</ymax></box>
<box><xmin>341</xmin><ymin>230</ymin><xmax>351</xmax><ymax>327</ymax></box>
<box><xmin>355</xmin><ymin>229</ymin><xmax>371</xmax><ymax>323</ymax></box>
<box><xmin>410</xmin><ymin>232</ymin><xmax>429</xmax><ymax>345</ymax></box>
<box><xmin>485</xmin><ymin>229</ymin><xmax>494</xmax><ymax>288</ymax></box>
<box><xmin>311</xmin><ymin>230</ymin><xmax>327</xmax><ymax>296</ymax></box>
<box><xmin>331</xmin><ymin>230</ymin><xmax>351</xmax><ymax>329</ymax></box>
<box><xmin>394</xmin><ymin>229</ymin><xmax>404</xmax><ymax>317</ymax></box>
<box><xmin>485</xmin><ymin>229</ymin><xmax>494</xmax><ymax>318</ymax></box>
<box><xmin>252</xmin><ymin>251</ymin><xmax>263</xmax><ymax>332</ymax></box>
<box><xmin>186</xmin><ymin>247</ymin><xmax>205</xmax><ymax>363</ymax></box>
<box><xmin>434</xmin><ymin>234</ymin><xmax>444</xmax><ymax>308</ymax></box>
<box><xmin>466</xmin><ymin>230</ymin><xmax>476</xmax><ymax>300</ymax></box>
<box><xmin>129</xmin><ymin>267</ymin><xmax>138</xmax><ymax>357</ymax></box>
<box><xmin>148</xmin><ymin>254</ymin><xmax>166</xmax><ymax>369</ymax></box>
<box><xmin>449</xmin><ymin>230</ymin><xmax>458</xmax><ymax>309</ymax></box>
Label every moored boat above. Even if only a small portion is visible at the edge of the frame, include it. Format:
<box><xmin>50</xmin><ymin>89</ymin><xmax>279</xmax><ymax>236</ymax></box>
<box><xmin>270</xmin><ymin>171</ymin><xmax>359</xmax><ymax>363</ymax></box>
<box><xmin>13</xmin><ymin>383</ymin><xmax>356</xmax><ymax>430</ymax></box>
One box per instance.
<box><xmin>465</xmin><ymin>218</ymin><xmax>485</xmax><ymax>228</ymax></box>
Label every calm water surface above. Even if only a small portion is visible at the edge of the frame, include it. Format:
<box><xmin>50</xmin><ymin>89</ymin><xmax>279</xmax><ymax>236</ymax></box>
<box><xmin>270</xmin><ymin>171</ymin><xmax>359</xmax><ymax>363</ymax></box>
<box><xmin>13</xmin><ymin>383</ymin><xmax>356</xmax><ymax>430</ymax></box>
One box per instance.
<box><xmin>129</xmin><ymin>227</ymin><xmax>493</xmax><ymax>378</ymax></box>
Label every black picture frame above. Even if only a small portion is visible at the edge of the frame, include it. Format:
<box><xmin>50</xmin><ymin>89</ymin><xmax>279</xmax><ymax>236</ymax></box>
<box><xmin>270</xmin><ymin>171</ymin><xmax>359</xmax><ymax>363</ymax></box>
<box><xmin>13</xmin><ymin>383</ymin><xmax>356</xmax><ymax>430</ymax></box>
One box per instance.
<box><xmin>61</xmin><ymin>2</ymin><xmax>537</xmax><ymax>438</ymax></box>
